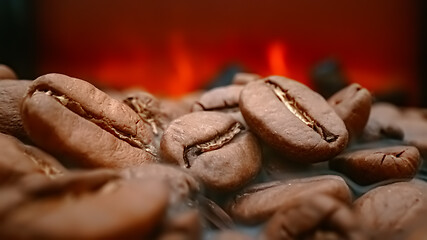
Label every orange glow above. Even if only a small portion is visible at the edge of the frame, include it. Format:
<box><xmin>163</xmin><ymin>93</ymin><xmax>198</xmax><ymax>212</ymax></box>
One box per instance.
<box><xmin>37</xmin><ymin>0</ymin><xmax>419</xmax><ymax>103</ymax></box>
<box><xmin>169</xmin><ymin>33</ymin><xmax>195</xmax><ymax>94</ymax></box>
<box><xmin>267</xmin><ymin>41</ymin><xmax>288</xmax><ymax>77</ymax></box>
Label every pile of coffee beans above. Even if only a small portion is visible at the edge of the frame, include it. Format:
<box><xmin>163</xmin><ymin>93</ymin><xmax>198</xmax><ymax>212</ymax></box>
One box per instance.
<box><xmin>1</xmin><ymin>64</ymin><xmax>427</xmax><ymax>239</ymax></box>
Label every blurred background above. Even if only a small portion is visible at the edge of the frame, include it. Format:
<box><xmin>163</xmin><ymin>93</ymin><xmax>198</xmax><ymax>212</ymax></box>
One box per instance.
<box><xmin>0</xmin><ymin>0</ymin><xmax>425</xmax><ymax>105</ymax></box>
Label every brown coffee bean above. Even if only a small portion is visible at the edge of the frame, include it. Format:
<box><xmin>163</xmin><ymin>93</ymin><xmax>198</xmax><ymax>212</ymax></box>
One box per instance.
<box><xmin>192</xmin><ymin>85</ymin><xmax>247</xmax><ymax>126</ymax></box>
<box><xmin>397</xmin><ymin>117</ymin><xmax>427</xmax><ymax>157</ymax></box>
<box><xmin>361</xmin><ymin>102</ymin><xmax>403</xmax><ymax>141</ymax></box>
<box><xmin>21</xmin><ymin>73</ymin><xmax>157</xmax><ymax>168</ymax></box>
<box><xmin>0</xmin><ymin>170</ymin><xmax>170</xmax><ymax>239</ymax></box>
<box><xmin>260</xmin><ymin>194</ymin><xmax>364</xmax><ymax>240</ymax></box>
<box><xmin>160</xmin><ymin>91</ymin><xmax>204</xmax><ymax>121</ymax></box>
<box><xmin>240</xmin><ymin>76</ymin><xmax>348</xmax><ymax>163</ymax></box>
<box><xmin>330</xmin><ymin>145</ymin><xmax>420</xmax><ymax>185</ymax></box>
<box><xmin>0</xmin><ymin>170</ymin><xmax>120</xmax><ymax>220</ymax></box>
<box><xmin>0</xmin><ymin>80</ymin><xmax>32</xmax><ymax>141</ymax></box>
<box><xmin>227</xmin><ymin>175</ymin><xmax>352</xmax><ymax>225</ymax></box>
<box><xmin>232</xmin><ymin>72</ymin><xmax>261</xmax><ymax>85</ymax></box>
<box><xmin>156</xmin><ymin>209</ymin><xmax>202</xmax><ymax>240</ymax></box>
<box><xmin>353</xmin><ymin>180</ymin><xmax>427</xmax><ymax>239</ymax></box>
<box><xmin>0</xmin><ymin>64</ymin><xmax>17</xmax><ymax>80</ymax></box>
<box><xmin>160</xmin><ymin>111</ymin><xmax>262</xmax><ymax>192</ymax></box>
<box><xmin>328</xmin><ymin>83</ymin><xmax>372</xmax><ymax>140</ymax></box>
<box><xmin>120</xmin><ymin>163</ymin><xmax>200</xmax><ymax>204</ymax></box>
<box><xmin>192</xmin><ymin>85</ymin><xmax>243</xmax><ymax>113</ymax></box>
<box><xmin>0</xmin><ymin>133</ymin><xmax>65</xmax><ymax>184</ymax></box>
<box><xmin>213</xmin><ymin>230</ymin><xmax>254</xmax><ymax>240</ymax></box>
<box><xmin>122</xmin><ymin>90</ymin><xmax>171</xmax><ymax>137</ymax></box>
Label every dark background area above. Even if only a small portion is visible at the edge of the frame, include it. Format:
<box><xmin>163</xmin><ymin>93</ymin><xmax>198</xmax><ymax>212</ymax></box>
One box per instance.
<box><xmin>0</xmin><ymin>0</ymin><xmax>425</xmax><ymax>106</ymax></box>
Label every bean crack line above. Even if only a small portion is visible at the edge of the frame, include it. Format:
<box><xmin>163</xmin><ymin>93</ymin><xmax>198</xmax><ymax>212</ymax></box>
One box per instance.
<box><xmin>265</xmin><ymin>81</ymin><xmax>338</xmax><ymax>143</ymax></box>
<box><xmin>40</xmin><ymin>89</ymin><xmax>156</xmax><ymax>156</ymax></box>
<box><xmin>183</xmin><ymin>122</ymin><xmax>243</xmax><ymax>168</ymax></box>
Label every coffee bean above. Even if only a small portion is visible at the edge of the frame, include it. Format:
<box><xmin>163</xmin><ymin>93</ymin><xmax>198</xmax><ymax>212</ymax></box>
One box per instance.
<box><xmin>232</xmin><ymin>72</ymin><xmax>261</xmax><ymax>85</ymax></box>
<box><xmin>0</xmin><ymin>80</ymin><xmax>32</xmax><ymax>142</ymax></box>
<box><xmin>122</xmin><ymin>90</ymin><xmax>170</xmax><ymax>137</ymax></box>
<box><xmin>156</xmin><ymin>209</ymin><xmax>202</xmax><ymax>240</ymax></box>
<box><xmin>160</xmin><ymin>91</ymin><xmax>204</xmax><ymax>121</ymax></box>
<box><xmin>0</xmin><ymin>64</ymin><xmax>17</xmax><ymax>80</ymax></box>
<box><xmin>361</xmin><ymin>102</ymin><xmax>404</xmax><ymax>141</ymax></box>
<box><xmin>120</xmin><ymin>163</ymin><xmax>200</xmax><ymax>204</ymax></box>
<box><xmin>239</xmin><ymin>76</ymin><xmax>348</xmax><ymax>163</ymax></box>
<box><xmin>260</xmin><ymin>194</ymin><xmax>363</xmax><ymax>240</ymax></box>
<box><xmin>330</xmin><ymin>145</ymin><xmax>420</xmax><ymax>185</ymax></box>
<box><xmin>160</xmin><ymin>111</ymin><xmax>262</xmax><ymax>192</ymax></box>
<box><xmin>0</xmin><ymin>133</ymin><xmax>65</xmax><ymax>184</ymax></box>
<box><xmin>353</xmin><ymin>179</ymin><xmax>427</xmax><ymax>239</ymax></box>
<box><xmin>227</xmin><ymin>175</ymin><xmax>352</xmax><ymax>225</ymax></box>
<box><xmin>0</xmin><ymin>171</ymin><xmax>170</xmax><ymax>239</ymax></box>
<box><xmin>397</xmin><ymin>117</ymin><xmax>427</xmax><ymax>158</ymax></box>
<box><xmin>192</xmin><ymin>85</ymin><xmax>247</xmax><ymax>126</ymax></box>
<box><xmin>21</xmin><ymin>74</ymin><xmax>157</xmax><ymax>168</ymax></box>
<box><xmin>213</xmin><ymin>230</ymin><xmax>254</xmax><ymax>240</ymax></box>
<box><xmin>328</xmin><ymin>83</ymin><xmax>372</xmax><ymax>140</ymax></box>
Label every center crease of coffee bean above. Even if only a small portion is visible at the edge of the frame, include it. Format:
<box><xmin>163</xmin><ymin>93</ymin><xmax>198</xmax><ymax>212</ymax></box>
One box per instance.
<box><xmin>124</xmin><ymin>97</ymin><xmax>160</xmax><ymax>135</ymax></box>
<box><xmin>40</xmin><ymin>90</ymin><xmax>157</xmax><ymax>156</ymax></box>
<box><xmin>265</xmin><ymin>81</ymin><xmax>338</xmax><ymax>143</ymax></box>
<box><xmin>183</xmin><ymin>122</ymin><xmax>243</xmax><ymax>168</ymax></box>
<box><xmin>195</xmin><ymin>102</ymin><xmax>240</xmax><ymax>113</ymax></box>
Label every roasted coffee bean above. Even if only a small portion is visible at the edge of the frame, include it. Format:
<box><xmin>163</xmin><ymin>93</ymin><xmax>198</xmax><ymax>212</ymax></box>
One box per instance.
<box><xmin>120</xmin><ymin>163</ymin><xmax>200</xmax><ymax>204</ymax></box>
<box><xmin>232</xmin><ymin>72</ymin><xmax>260</xmax><ymax>85</ymax></box>
<box><xmin>330</xmin><ymin>145</ymin><xmax>420</xmax><ymax>185</ymax></box>
<box><xmin>0</xmin><ymin>80</ymin><xmax>32</xmax><ymax>141</ymax></box>
<box><xmin>361</xmin><ymin>102</ymin><xmax>403</xmax><ymax>142</ymax></box>
<box><xmin>227</xmin><ymin>175</ymin><xmax>352</xmax><ymax>225</ymax></box>
<box><xmin>192</xmin><ymin>85</ymin><xmax>243</xmax><ymax>113</ymax></box>
<box><xmin>21</xmin><ymin>73</ymin><xmax>157</xmax><ymax>168</ymax></box>
<box><xmin>160</xmin><ymin>91</ymin><xmax>204</xmax><ymax>121</ymax></box>
<box><xmin>0</xmin><ymin>169</ymin><xmax>120</xmax><ymax>220</ymax></box>
<box><xmin>123</xmin><ymin>90</ymin><xmax>170</xmax><ymax>137</ymax></box>
<box><xmin>397</xmin><ymin>116</ymin><xmax>427</xmax><ymax>157</ymax></box>
<box><xmin>212</xmin><ymin>230</ymin><xmax>254</xmax><ymax>240</ymax></box>
<box><xmin>328</xmin><ymin>83</ymin><xmax>372</xmax><ymax>140</ymax></box>
<box><xmin>0</xmin><ymin>64</ymin><xmax>17</xmax><ymax>80</ymax></box>
<box><xmin>260</xmin><ymin>194</ymin><xmax>364</xmax><ymax>240</ymax></box>
<box><xmin>161</xmin><ymin>111</ymin><xmax>262</xmax><ymax>192</ymax></box>
<box><xmin>0</xmin><ymin>170</ymin><xmax>170</xmax><ymax>239</ymax></box>
<box><xmin>353</xmin><ymin>179</ymin><xmax>427</xmax><ymax>239</ymax></box>
<box><xmin>0</xmin><ymin>133</ymin><xmax>65</xmax><ymax>184</ymax></box>
<box><xmin>192</xmin><ymin>85</ymin><xmax>246</xmax><ymax>126</ymax></box>
<box><xmin>156</xmin><ymin>209</ymin><xmax>202</xmax><ymax>240</ymax></box>
<box><xmin>240</xmin><ymin>76</ymin><xmax>348</xmax><ymax>163</ymax></box>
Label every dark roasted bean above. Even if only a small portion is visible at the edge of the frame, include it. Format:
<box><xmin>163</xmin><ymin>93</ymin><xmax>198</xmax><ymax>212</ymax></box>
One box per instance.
<box><xmin>21</xmin><ymin>74</ymin><xmax>157</xmax><ymax>168</ymax></box>
<box><xmin>161</xmin><ymin>111</ymin><xmax>262</xmax><ymax>192</ymax></box>
<box><xmin>227</xmin><ymin>175</ymin><xmax>352</xmax><ymax>225</ymax></box>
<box><xmin>240</xmin><ymin>76</ymin><xmax>348</xmax><ymax>163</ymax></box>
<box><xmin>330</xmin><ymin>145</ymin><xmax>420</xmax><ymax>185</ymax></box>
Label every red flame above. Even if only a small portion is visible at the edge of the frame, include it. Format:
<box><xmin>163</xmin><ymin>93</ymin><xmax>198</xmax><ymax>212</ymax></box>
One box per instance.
<box><xmin>168</xmin><ymin>33</ymin><xmax>195</xmax><ymax>94</ymax></box>
<box><xmin>267</xmin><ymin>41</ymin><xmax>288</xmax><ymax>77</ymax></box>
